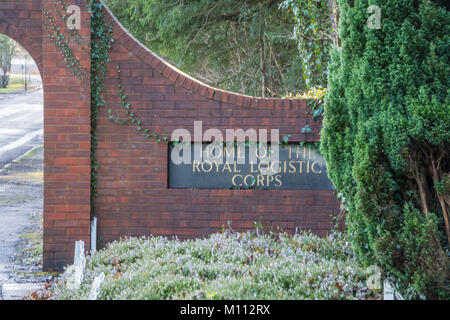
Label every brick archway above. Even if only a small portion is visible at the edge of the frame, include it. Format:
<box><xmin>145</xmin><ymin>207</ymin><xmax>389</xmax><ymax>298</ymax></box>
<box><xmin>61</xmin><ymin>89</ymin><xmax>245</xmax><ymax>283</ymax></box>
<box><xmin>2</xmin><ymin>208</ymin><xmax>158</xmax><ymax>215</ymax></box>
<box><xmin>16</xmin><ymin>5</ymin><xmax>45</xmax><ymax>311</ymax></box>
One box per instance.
<box><xmin>0</xmin><ymin>24</ymin><xmax>42</xmax><ymax>76</ymax></box>
<box><xmin>0</xmin><ymin>0</ymin><xmax>92</xmax><ymax>271</ymax></box>
<box><xmin>1</xmin><ymin>1</ymin><xmax>340</xmax><ymax>271</ymax></box>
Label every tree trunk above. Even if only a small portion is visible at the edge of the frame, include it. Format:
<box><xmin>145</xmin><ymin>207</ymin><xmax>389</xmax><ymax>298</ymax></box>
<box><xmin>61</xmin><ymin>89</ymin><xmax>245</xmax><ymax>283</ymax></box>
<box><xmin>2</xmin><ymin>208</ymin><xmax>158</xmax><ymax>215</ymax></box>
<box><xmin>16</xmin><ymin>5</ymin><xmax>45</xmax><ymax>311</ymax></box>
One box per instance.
<box><xmin>259</xmin><ymin>4</ymin><xmax>266</xmax><ymax>98</ymax></box>
<box><xmin>430</xmin><ymin>152</ymin><xmax>450</xmax><ymax>245</ymax></box>
<box><xmin>328</xmin><ymin>0</ymin><xmax>339</xmax><ymax>46</ymax></box>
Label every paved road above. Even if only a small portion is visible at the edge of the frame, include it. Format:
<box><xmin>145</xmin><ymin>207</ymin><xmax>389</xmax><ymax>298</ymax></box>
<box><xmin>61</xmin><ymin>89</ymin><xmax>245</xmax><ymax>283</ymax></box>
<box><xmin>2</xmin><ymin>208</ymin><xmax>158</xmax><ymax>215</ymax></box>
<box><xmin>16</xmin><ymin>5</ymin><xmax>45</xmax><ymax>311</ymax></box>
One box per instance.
<box><xmin>0</xmin><ymin>90</ymin><xmax>44</xmax><ymax>299</ymax></box>
<box><xmin>0</xmin><ymin>150</ymin><xmax>44</xmax><ymax>299</ymax></box>
<box><xmin>0</xmin><ymin>89</ymin><xmax>43</xmax><ymax>169</ymax></box>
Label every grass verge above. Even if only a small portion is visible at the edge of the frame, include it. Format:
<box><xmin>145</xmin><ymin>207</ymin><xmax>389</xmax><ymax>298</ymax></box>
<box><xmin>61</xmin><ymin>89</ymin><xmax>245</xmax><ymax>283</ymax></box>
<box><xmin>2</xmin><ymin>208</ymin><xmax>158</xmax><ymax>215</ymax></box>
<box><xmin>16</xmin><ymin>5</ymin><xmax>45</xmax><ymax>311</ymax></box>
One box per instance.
<box><xmin>0</xmin><ymin>76</ymin><xmax>40</xmax><ymax>94</ymax></box>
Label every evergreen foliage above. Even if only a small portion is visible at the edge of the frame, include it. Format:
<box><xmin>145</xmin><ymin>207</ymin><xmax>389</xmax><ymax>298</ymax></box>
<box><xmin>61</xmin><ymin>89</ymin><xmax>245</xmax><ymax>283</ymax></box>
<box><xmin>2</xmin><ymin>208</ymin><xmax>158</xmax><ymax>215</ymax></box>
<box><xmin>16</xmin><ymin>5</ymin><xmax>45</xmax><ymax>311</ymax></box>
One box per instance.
<box><xmin>321</xmin><ymin>0</ymin><xmax>449</xmax><ymax>299</ymax></box>
<box><xmin>104</xmin><ymin>0</ymin><xmax>305</xmax><ymax>97</ymax></box>
<box><xmin>280</xmin><ymin>0</ymin><xmax>338</xmax><ymax>88</ymax></box>
<box><xmin>51</xmin><ymin>231</ymin><xmax>381</xmax><ymax>300</ymax></box>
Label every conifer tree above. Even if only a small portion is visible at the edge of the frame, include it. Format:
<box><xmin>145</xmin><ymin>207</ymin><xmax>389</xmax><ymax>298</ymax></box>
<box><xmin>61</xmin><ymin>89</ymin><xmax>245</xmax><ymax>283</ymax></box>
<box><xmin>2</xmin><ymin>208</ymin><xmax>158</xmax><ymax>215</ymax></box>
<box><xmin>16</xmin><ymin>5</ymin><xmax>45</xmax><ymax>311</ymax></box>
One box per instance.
<box><xmin>321</xmin><ymin>0</ymin><xmax>449</xmax><ymax>299</ymax></box>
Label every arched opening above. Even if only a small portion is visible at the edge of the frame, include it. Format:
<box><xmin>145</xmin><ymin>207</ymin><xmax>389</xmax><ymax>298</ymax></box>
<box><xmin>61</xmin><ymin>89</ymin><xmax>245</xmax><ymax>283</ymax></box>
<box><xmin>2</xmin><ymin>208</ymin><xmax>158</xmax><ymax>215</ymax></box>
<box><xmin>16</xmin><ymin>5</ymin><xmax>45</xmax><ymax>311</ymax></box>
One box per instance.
<box><xmin>0</xmin><ymin>1</ymin><xmax>93</xmax><ymax>275</ymax></box>
<box><xmin>0</xmin><ymin>34</ymin><xmax>45</xmax><ymax>298</ymax></box>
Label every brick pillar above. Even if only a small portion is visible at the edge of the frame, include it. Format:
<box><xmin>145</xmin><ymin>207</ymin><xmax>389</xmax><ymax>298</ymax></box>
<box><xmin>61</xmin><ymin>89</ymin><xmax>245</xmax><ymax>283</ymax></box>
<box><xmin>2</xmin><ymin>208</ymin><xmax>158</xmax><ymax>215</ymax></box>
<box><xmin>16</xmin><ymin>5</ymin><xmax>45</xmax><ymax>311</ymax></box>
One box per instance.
<box><xmin>42</xmin><ymin>0</ymin><xmax>91</xmax><ymax>271</ymax></box>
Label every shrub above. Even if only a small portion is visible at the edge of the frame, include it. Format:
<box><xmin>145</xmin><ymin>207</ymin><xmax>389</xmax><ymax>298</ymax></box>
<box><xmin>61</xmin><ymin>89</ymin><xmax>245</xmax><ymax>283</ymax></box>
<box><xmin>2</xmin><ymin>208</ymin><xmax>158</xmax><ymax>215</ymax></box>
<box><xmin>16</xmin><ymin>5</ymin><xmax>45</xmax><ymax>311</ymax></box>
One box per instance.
<box><xmin>320</xmin><ymin>0</ymin><xmax>449</xmax><ymax>299</ymax></box>
<box><xmin>50</xmin><ymin>231</ymin><xmax>379</xmax><ymax>300</ymax></box>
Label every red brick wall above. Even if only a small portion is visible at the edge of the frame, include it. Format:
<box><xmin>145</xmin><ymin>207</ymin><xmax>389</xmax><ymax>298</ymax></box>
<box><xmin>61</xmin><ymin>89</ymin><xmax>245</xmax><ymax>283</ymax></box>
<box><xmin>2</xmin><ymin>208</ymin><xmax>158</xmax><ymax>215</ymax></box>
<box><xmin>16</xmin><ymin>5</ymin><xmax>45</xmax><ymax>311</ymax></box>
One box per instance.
<box><xmin>42</xmin><ymin>0</ymin><xmax>91</xmax><ymax>271</ymax></box>
<box><xmin>0</xmin><ymin>0</ymin><xmax>92</xmax><ymax>271</ymax></box>
<box><xmin>96</xmin><ymin>5</ymin><xmax>340</xmax><ymax>246</ymax></box>
<box><xmin>1</xmin><ymin>1</ymin><xmax>340</xmax><ymax>271</ymax></box>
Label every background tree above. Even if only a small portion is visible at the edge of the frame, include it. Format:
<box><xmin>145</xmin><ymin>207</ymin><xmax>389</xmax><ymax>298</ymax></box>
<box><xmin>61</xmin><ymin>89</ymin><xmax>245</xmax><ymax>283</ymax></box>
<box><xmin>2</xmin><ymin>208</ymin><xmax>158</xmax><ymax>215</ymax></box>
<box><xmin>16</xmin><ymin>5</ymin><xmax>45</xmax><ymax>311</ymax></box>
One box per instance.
<box><xmin>105</xmin><ymin>0</ymin><xmax>307</xmax><ymax>97</ymax></box>
<box><xmin>280</xmin><ymin>0</ymin><xmax>338</xmax><ymax>88</ymax></box>
<box><xmin>321</xmin><ymin>0</ymin><xmax>449</xmax><ymax>299</ymax></box>
<box><xmin>0</xmin><ymin>34</ymin><xmax>17</xmax><ymax>88</ymax></box>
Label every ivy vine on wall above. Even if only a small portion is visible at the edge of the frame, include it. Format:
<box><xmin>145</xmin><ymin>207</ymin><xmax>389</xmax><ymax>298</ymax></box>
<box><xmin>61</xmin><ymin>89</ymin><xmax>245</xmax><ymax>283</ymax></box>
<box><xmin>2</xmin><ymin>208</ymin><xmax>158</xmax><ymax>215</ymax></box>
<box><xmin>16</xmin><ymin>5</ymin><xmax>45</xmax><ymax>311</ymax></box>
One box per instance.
<box><xmin>90</xmin><ymin>0</ymin><xmax>113</xmax><ymax>216</ymax></box>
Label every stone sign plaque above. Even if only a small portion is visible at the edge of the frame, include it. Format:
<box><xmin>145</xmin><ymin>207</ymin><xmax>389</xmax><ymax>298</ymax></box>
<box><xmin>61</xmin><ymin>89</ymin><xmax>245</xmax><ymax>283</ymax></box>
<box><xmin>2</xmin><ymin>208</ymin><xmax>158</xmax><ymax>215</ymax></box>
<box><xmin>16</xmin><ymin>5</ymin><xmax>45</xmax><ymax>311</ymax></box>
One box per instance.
<box><xmin>168</xmin><ymin>143</ymin><xmax>334</xmax><ymax>190</ymax></box>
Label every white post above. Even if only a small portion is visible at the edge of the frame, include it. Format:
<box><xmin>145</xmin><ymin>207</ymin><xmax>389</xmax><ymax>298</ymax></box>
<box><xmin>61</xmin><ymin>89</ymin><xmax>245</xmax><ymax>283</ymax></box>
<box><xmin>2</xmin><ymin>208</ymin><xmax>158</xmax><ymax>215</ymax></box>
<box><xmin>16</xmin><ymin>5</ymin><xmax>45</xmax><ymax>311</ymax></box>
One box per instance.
<box><xmin>73</xmin><ymin>240</ymin><xmax>86</xmax><ymax>288</ymax></box>
<box><xmin>74</xmin><ymin>240</ymin><xmax>85</xmax><ymax>267</ymax></box>
<box><xmin>88</xmin><ymin>273</ymin><xmax>105</xmax><ymax>300</ymax></box>
<box><xmin>91</xmin><ymin>217</ymin><xmax>98</xmax><ymax>254</ymax></box>
<box><xmin>383</xmin><ymin>280</ymin><xmax>394</xmax><ymax>300</ymax></box>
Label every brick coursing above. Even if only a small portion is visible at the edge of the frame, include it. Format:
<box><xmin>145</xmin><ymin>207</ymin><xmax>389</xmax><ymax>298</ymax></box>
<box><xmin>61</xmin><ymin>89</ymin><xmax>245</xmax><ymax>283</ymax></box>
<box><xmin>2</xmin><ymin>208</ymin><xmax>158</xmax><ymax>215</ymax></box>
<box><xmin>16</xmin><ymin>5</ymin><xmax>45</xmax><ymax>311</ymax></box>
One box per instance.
<box><xmin>0</xmin><ymin>0</ymin><xmax>340</xmax><ymax>271</ymax></box>
<box><xmin>96</xmin><ymin>6</ymin><xmax>340</xmax><ymax>245</ymax></box>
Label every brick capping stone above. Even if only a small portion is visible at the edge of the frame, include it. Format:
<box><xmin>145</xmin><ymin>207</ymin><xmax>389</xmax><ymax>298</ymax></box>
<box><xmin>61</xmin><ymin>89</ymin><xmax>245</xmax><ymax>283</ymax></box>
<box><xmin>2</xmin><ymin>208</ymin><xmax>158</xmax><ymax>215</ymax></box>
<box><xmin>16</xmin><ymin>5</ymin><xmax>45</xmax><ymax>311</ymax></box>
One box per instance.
<box><xmin>0</xmin><ymin>0</ymin><xmax>339</xmax><ymax>271</ymax></box>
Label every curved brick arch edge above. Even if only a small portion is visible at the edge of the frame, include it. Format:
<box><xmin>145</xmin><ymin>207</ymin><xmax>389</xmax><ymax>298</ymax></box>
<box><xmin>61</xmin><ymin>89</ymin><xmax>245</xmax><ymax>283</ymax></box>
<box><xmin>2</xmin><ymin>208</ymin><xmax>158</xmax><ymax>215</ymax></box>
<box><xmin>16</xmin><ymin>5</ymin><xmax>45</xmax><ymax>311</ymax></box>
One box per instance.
<box><xmin>102</xmin><ymin>2</ymin><xmax>306</xmax><ymax>111</ymax></box>
<box><xmin>0</xmin><ymin>22</ymin><xmax>42</xmax><ymax>76</ymax></box>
